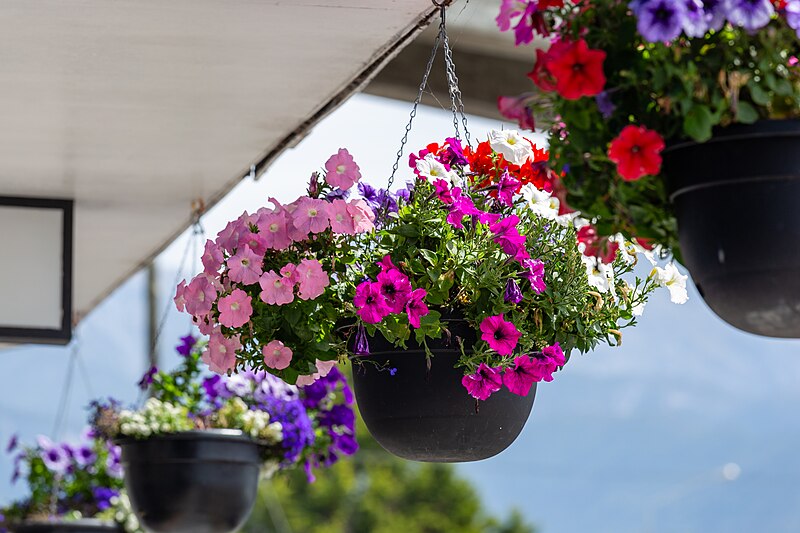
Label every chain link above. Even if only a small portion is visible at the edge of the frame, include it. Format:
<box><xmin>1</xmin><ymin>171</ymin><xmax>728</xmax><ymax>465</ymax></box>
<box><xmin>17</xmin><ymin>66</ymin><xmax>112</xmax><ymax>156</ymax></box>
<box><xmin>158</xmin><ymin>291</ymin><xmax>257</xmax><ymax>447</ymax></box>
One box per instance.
<box><xmin>387</xmin><ymin>2</ymin><xmax>471</xmax><ymax>191</ymax></box>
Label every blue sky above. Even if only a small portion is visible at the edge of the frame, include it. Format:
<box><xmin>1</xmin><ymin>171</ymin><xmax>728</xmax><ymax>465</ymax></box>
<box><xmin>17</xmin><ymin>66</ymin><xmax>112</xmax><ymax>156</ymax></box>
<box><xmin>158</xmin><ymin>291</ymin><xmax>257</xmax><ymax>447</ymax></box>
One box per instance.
<box><xmin>2</xmin><ymin>94</ymin><xmax>799</xmax><ymax>532</ymax></box>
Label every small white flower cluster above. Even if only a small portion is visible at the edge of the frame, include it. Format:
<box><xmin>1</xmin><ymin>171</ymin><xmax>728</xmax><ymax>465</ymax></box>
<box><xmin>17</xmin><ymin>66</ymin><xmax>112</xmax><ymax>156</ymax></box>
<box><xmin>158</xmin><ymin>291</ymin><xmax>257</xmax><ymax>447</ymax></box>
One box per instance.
<box><xmin>216</xmin><ymin>398</ymin><xmax>283</xmax><ymax>443</ymax></box>
<box><xmin>109</xmin><ymin>492</ymin><xmax>143</xmax><ymax>533</ymax></box>
<box><xmin>118</xmin><ymin>398</ymin><xmax>192</xmax><ymax>438</ymax></box>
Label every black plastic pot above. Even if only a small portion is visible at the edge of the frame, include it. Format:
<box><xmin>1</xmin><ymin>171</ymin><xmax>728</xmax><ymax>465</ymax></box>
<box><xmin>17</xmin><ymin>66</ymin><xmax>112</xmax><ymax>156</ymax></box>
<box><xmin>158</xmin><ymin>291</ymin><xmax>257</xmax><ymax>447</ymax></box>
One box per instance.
<box><xmin>118</xmin><ymin>430</ymin><xmax>261</xmax><ymax>533</ymax></box>
<box><xmin>351</xmin><ymin>318</ymin><xmax>536</xmax><ymax>463</ymax></box>
<box><xmin>663</xmin><ymin>119</ymin><xmax>800</xmax><ymax>338</ymax></box>
<box><xmin>14</xmin><ymin>520</ymin><xmax>121</xmax><ymax>533</ymax></box>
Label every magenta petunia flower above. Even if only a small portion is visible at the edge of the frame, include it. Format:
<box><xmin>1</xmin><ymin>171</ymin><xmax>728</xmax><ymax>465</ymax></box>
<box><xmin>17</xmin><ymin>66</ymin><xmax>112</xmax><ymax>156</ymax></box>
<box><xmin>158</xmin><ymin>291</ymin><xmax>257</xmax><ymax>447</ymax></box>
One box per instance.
<box><xmin>259</xmin><ymin>270</ymin><xmax>295</xmax><ymax>305</ymax></box>
<box><xmin>262</xmin><ymin>340</ymin><xmax>293</xmax><ymax>370</ymax></box>
<box><xmin>293</xmin><ymin>198</ymin><xmax>330</xmax><ymax>236</ymax></box>
<box><xmin>497</xmin><ymin>94</ymin><xmax>536</xmax><ymax>131</ymax></box>
<box><xmin>433</xmin><ymin>179</ymin><xmax>454</xmax><ymax>204</ymax></box>
<box><xmin>502</xmin><ymin>355</ymin><xmax>540</xmax><ymax>396</ymax></box>
<box><xmin>203</xmin><ymin>332</ymin><xmax>241</xmax><ymax>374</ymax></box>
<box><xmin>201</xmin><ymin>239</ymin><xmax>224</xmax><ymax>274</ymax></box>
<box><xmin>521</xmin><ymin>258</ymin><xmax>547</xmax><ymax>294</ymax></box>
<box><xmin>543</xmin><ymin>341</ymin><xmax>566</xmax><ymax>366</ymax></box>
<box><xmin>324</xmin><ymin>148</ymin><xmax>362</xmax><ymax>190</ymax></box>
<box><xmin>256</xmin><ymin>208</ymin><xmax>292</xmax><ymax>250</ymax></box>
<box><xmin>184</xmin><ymin>275</ymin><xmax>218</xmax><ymax>317</ymax></box>
<box><xmin>377</xmin><ymin>254</ymin><xmax>398</xmax><ymax>273</ymax></box>
<box><xmin>480</xmin><ymin>314</ymin><xmax>522</xmax><ymax>356</ymax></box>
<box><xmin>238</xmin><ymin>231</ymin><xmax>268</xmax><ymax>257</ymax></box>
<box><xmin>377</xmin><ymin>269</ymin><xmax>412</xmax><ymax>313</ymax></box>
<box><xmin>346</xmin><ymin>199</ymin><xmax>375</xmax><ymax>233</ymax></box>
<box><xmin>328</xmin><ymin>199</ymin><xmax>355</xmax><ymax>235</ymax></box>
<box><xmin>174</xmin><ymin>280</ymin><xmax>187</xmax><ymax>312</ymax></box>
<box><xmin>461</xmin><ymin>363</ymin><xmax>503</xmax><ymax>401</ymax></box>
<box><xmin>490</xmin><ymin>215</ymin><xmax>529</xmax><ymax>260</ymax></box>
<box><xmin>227</xmin><ymin>245</ymin><xmax>263</xmax><ymax>285</ymax></box>
<box><xmin>447</xmin><ymin>188</ymin><xmax>481</xmax><ymax>229</ymax></box>
<box><xmin>405</xmin><ymin>288</ymin><xmax>429</xmax><ymax>328</ymax></box>
<box><xmin>496</xmin><ymin>171</ymin><xmax>521</xmax><ymax>207</ymax></box>
<box><xmin>217</xmin><ymin>289</ymin><xmax>253</xmax><ymax>328</ymax></box>
<box><xmin>528</xmin><ymin>353</ymin><xmax>559</xmax><ymax>382</ymax></box>
<box><xmin>295</xmin><ymin>258</ymin><xmax>330</xmax><ymax>300</ymax></box>
<box><xmin>354</xmin><ymin>281</ymin><xmax>392</xmax><ymax>324</ymax></box>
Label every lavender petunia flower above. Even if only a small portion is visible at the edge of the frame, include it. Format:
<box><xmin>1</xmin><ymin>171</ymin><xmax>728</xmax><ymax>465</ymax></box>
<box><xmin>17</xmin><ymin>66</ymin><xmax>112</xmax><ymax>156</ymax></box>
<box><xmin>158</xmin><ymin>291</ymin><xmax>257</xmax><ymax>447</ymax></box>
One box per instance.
<box><xmin>633</xmin><ymin>0</ymin><xmax>687</xmax><ymax>41</ymax></box>
<box><xmin>324</xmin><ymin>187</ymin><xmax>351</xmax><ymax>201</ymax></box>
<box><xmin>683</xmin><ymin>0</ymin><xmax>709</xmax><ymax>36</ymax></box>
<box><xmin>73</xmin><ymin>446</ymin><xmax>96</xmax><ymax>467</ymax></box>
<box><xmin>724</xmin><ymin>0</ymin><xmax>773</xmax><ymax>30</ymax></box>
<box><xmin>702</xmin><ymin>0</ymin><xmax>727</xmax><ymax>30</ymax></box>
<box><xmin>37</xmin><ymin>436</ymin><xmax>71</xmax><ymax>474</ymax></box>
<box><xmin>106</xmin><ymin>444</ymin><xmax>123</xmax><ymax>479</ymax></box>
<box><xmin>786</xmin><ymin>0</ymin><xmax>800</xmax><ymax>35</ymax></box>
<box><xmin>595</xmin><ymin>91</ymin><xmax>617</xmax><ymax>119</ymax></box>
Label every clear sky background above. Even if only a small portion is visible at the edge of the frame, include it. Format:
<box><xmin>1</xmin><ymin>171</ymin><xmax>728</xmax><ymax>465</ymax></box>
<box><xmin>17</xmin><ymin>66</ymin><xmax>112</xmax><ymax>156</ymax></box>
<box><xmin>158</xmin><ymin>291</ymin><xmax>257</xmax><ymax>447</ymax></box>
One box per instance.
<box><xmin>2</xmin><ymin>94</ymin><xmax>799</xmax><ymax>532</ymax></box>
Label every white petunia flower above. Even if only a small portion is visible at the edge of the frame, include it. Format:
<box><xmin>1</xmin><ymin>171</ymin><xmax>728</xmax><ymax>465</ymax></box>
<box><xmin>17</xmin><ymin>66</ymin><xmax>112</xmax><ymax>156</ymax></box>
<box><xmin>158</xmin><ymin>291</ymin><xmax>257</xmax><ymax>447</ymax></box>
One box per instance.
<box><xmin>582</xmin><ymin>254</ymin><xmax>615</xmax><ymax>293</ymax></box>
<box><xmin>416</xmin><ymin>153</ymin><xmax>461</xmax><ymax>186</ymax></box>
<box><xmin>488</xmin><ymin>129</ymin><xmax>535</xmax><ymax>166</ymax></box>
<box><xmin>521</xmin><ymin>184</ymin><xmax>581</xmax><ymax>227</ymax></box>
<box><xmin>651</xmin><ymin>262</ymin><xmax>689</xmax><ymax>304</ymax></box>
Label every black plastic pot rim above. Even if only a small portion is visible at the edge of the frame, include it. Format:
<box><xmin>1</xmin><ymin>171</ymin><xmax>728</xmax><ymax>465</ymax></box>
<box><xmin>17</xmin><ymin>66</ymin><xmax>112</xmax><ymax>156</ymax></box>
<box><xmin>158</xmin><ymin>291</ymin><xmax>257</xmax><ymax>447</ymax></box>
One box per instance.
<box><xmin>115</xmin><ymin>428</ymin><xmax>253</xmax><ymax>445</ymax></box>
<box><xmin>663</xmin><ymin>120</ymin><xmax>800</xmax><ymax>152</ymax></box>
<box><xmin>668</xmin><ymin>173</ymin><xmax>800</xmax><ymax>200</ymax></box>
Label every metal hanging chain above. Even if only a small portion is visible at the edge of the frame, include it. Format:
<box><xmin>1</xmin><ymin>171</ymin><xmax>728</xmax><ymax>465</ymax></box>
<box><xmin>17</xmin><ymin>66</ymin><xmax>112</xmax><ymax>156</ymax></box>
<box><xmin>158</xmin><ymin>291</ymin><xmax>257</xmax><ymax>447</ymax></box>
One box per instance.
<box><xmin>441</xmin><ymin>7</ymin><xmax>471</xmax><ymax>148</ymax></box>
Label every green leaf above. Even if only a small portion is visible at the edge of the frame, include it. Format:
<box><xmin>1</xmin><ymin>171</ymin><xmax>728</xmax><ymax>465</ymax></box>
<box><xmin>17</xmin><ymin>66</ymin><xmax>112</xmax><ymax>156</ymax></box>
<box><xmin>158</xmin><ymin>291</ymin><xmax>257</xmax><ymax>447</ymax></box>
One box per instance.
<box><xmin>393</xmin><ymin>224</ymin><xmax>419</xmax><ymax>238</ymax></box>
<box><xmin>748</xmin><ymin>83</ymin><xmax>771</xmax><ymax>106</ymax></box>
<box><xmin>419</xmin><ymin>249</ymin><xmax>438</xmax><ymax>266</ymax></box>
<box><xmin>683</xmin><ymin>105</ymin><xmax>714</xmax><ymax>142</ymax></box>
<box><xmin>736</xmin><ymin>101</ymin><xmax>759</xmax><ymax>124</ymax></box>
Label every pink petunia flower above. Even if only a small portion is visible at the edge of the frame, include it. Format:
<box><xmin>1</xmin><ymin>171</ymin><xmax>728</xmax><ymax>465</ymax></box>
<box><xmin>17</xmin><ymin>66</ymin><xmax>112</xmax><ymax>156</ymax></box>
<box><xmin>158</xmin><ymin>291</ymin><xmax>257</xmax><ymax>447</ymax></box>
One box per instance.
<box><xmin>256</xmin><ymin>208</ymin><xmax>292</xmax><ymax>250</ymax></box>
<box><xmin>174</xmin><ymin>280</ymin><xmax>187</xmax><ymax>312</ymax></box>
<box><xmin>227</xmin><ymin>245</ymin><xmax>263</xmax><ymax>285</ymax></box>
<box><xmin>461</xmin><ymin>363</ymin><xmax>503</xmax><ymax>401</ymax></box>
<box><xmin>543</xmin><ymin>342</ymin><xmax>566</xmax><ymax>366</ymax></box>
<box><xmin>201</xmin><ymin>240</ymin><xmax>225</xmax><ymax>275</ymax></box>
<box><xmin>279</xmin><ymin>263</ymin><xmax>297</xmax><ymax>284</ymax></box>
<box><xmin>328</xmin><ymin>199</ymin><xmax>355</xmax><ymax>235</ymax></box>
<box><xmin>433</xmin><ymin>179</ymin><xmax>454</xmax><ymax>204</ymax></box>
<box><xmin>315</xmin><ymin>359</ymin><xmax>337</xmax><ymax>378</ymax></box>
<box><xmin>262</xmin><ymin>340</ymin><xmax>293</xmax><ymax>370</ymax></box>
<box><xmin>353</xmin><ymin>281</ymin><xmax>392</xmax><ymax>324</ymax></box>
<box><xmin>502</xmin><ymin>355</ymin><xmax>540</xmax><ymax>396</ymax></box>
<box><xmin>184</xmin><ymin>275</ymin><xmax>218</xmax><ymax>316</ymax></box>
<box><xmin>295</xmin><ymin>374</ymin><xmax>318</xmax><ymax>387</ymax></box>
<box><xmin>405</xmin><ymin>288</ymin><xmax>429</xmax><ymax>328</ymax></box>
<box><xmin>376</xmin><ymin>269</ymin><xmax>412</xmax><ymax>313</ymax></box>
<box><xmin>217</xmin><ymin>289</ymin><xmax>253</xmax><ymax>328</ymax></box>
<box><xmin>238</xmin><ymin>231</ymin><xmax>268</xmax><ymax>257</ymax></box>
<box><xmin>203</xmin><ymin>332</ymin><xmax>241</xmax><ymax>374</ymax></box>
<box><xmin>521</xmin><ymin>258</ymin><xmax>547</xmax><ymax>294</ymax></box>
<box><xmin>295</xmin><ymin>259</ymin><xmax>330</xmax><ymax>300</ymax></box>
<box><xmin>447</xmin><ymin>188</ymin><xmax>481</xmax><ymax>229</ymax></box>
<box><xmin>480</xmin><ymin>314</ymin><xmax>522</xmax><ymax>356</ymax></box>
<box><xmin>216</xmin><ymin>213</ymin><xmax>252</xmax><ymax>253</ymax></box>
<box><xmin>347</xmin><ymin>199</ymin><xmax>375</xmax><ymax>233</ymax></box>
<box><xmin>324</xmin><ymin>148</ymin><xmax>362</xmax><ymax>190</ymax></box>
<box><xmin>497</xmin><ymin>94</ymin><xmax>536</xmax><ymax>131</ymax></box>
<box><xmin>193</xmin><ymin>314</ymin><xmax>215</xmax><ymax>336</ymax></box>
<box><xmin>259</xmin><ymin>270</ymin><xmax>295</xmax><ymax>306</ymax></box>
<box><xmin>293</xmin><ymin>198</ymin><xmax>330</xmax><ymax>236</ymax></box>
<box><xmin>496</xmin><ymin>171</ymin><xmax>521</xmax><ymax>207</ymax></box>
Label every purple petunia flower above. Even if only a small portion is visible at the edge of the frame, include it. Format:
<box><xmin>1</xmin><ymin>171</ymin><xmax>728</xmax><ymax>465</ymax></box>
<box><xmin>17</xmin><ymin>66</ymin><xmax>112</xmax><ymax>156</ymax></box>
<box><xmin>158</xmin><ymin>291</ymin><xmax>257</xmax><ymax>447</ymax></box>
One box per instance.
<box><xmin>325</xmin><ymin>187</ymin><xmax>351</xmax><ymax>202</ymax></box>
<box><xmin>106</xmin><ymin>444</ymin><xmax>123</xmax><ymax>479</ymax></box>
<box><xmin>354</xmin><ymin>324</ymin><xmax>370</xmax><ymax>355</ymax></box>
<box><xmin>683</xmin><ymin>0</ymin><xmax>709</xmax><ymax>36</ymax></box>
<box><xmin>73</xmin><ymin>446</ymin><xmax>96</xmax><ymax>467</ymax></box>
<box><xmin>633</xmin><ymin>0</ymin><xmax>687</xmax><ymax>42</ymax></box>
<box><xmin>786</xmin><ymin>0</ymin><xmax>800</xmax><ymax>35</ymax></box>
<box><xmin>504</xmin><ymin>278</ymin><xmax>524</xmax><ymax>304</ymax></box>
<box><xmin>701</xmin><ymin>0</ymin><xmax>727</xmax><ymax>30</ymax></box>
<box><xmin>175</xmin><ymin>334</ymin><xmax>197</xmax><ymax>356</ymax></box>
<box><xmin>6</xmin><ymin>434</ymin><xmax>17</xmax><ymax>453</ymax></box>
<box><xmin>137</xmin><ymin>366</ymin><xmax>158</xmax><ymax>390</ymax></box>
<box><xmin>724</xmin><ymin>0</ymin><xmax>774</xmax><ymax>30</ymax></box>
<box><xmin>92</xmin><ymin>487</ymin><xmax>119</xmax><ymax>511</ymax></box>
<box><xmin>595</xmin><ymin>91</ymin><xmax>616</xmax><ymax>119</ymax></box>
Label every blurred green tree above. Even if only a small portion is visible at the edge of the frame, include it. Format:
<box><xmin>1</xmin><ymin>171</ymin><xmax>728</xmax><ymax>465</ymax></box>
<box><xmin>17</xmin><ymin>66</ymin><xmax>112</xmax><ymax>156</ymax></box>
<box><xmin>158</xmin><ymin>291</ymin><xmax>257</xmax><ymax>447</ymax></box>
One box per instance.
<box><xmin>242</xmin><ymin>416</ymin><xmax>535</xmax><ymax>533</ymax></box>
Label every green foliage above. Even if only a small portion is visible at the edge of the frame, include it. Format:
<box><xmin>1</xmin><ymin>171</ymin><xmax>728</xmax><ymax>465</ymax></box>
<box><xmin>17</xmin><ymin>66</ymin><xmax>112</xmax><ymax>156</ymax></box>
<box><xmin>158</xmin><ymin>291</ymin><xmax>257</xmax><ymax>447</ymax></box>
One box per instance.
<box><xmin>241</xmin><ymin>415</ymin><xmax>536</xmax><ymax>533</ymax></box>
<box><xmin>528</xmin><ymin>1</ymin><xmax>800</xmax><ymax>252</ymax></box>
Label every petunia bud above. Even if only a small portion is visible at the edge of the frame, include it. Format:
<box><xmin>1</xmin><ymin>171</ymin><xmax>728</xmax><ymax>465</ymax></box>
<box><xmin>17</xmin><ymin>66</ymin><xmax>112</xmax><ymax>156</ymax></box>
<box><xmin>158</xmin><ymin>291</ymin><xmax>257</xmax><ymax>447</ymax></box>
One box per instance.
<box><xmin>504</xmin><ymin>278</ymin><xmax>523</xmax><ymax>304</ymax></box>
<box><xmin>308</xmin><ymin>172</ymin><xmax>320</xmax><ymax>197</ymax></box>
<box><xmin>354</xmin><ymin>324</ymin><xmax>370</xmax><ymax>355</ymax></box>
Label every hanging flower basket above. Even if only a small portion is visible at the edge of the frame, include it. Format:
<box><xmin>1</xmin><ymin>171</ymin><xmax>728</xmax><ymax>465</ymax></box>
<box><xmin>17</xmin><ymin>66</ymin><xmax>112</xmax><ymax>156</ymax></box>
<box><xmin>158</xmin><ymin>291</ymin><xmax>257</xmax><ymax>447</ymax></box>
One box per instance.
<box><xmin>495</xmin><ymin>0</ymin><xmax>800</xmax><ymax>337</ymax></box>
<box><xmin>13</xmin><ymin>519</ymin><xmax>121</xmax><ymax>533</ymax></box>
<box><xmin>89</xmin><ymin>336</ymin><xmax>357</xmax><ymax>532</ymax></box>
<box><xmin>351</xmin><ymin>317</ymin><xmax>535</xmax><ymax>462</ymax></box>
<box><xmin>117</xmin><ymin>430</ymin><xmax>260</xmax><ymax>533</ymax></box>
<box><xmin>662</xmin><ymin>119</ymin><xmax>800</xmax><ymax>337</ymax></box>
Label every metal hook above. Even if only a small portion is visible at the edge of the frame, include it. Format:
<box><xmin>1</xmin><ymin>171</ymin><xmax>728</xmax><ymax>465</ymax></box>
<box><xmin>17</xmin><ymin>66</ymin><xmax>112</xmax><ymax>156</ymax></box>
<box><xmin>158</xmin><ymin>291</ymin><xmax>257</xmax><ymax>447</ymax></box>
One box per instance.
<box><xmin>431</xmin><ymin>0</ymin><xmax>453</xmax><ymax>7</ymax></box>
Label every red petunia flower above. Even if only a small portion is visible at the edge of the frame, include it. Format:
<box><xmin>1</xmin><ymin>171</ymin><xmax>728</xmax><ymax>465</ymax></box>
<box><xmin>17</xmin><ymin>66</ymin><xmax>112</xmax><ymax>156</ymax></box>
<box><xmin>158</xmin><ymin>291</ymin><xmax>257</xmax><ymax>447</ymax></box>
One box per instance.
<box><xmin>545</xmin><ymin>39</ymin><xmax>607</xmax><ymax>100</ymax></box>
<box><xmin>577</xmin><ymin>225</ymin><xmax>619</xmax><ymax>264</ymax></box>
<box><xmin>608</xmin><ymin>125</ymin><xmax>665</xmax><ymax>181</ymax></box>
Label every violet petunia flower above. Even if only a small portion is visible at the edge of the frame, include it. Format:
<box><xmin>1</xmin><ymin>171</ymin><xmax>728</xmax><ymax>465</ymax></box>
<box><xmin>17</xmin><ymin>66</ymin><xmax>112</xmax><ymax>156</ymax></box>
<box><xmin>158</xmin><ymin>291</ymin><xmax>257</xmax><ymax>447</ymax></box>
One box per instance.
<box><xmin>106</xmin><ymin>444</ymin><xmax>123</xmax><ymax>479</ymax></box>
<box><xmin>595</xmin><ymin>91</ymin><xmax>616</xmax><ymax>119</ymax></box>
<box><xmin>354</xmin><ymin>324</ymin><xmax>370</xmax><ymax>355</ymax></box>
<box><xmin>37</xmin><ymin>436</ymin><xmax>71</xmax><ymax>474</ymax></box>
<box><xmin>6</xmin><ymin>434</ymin><xmax>17</xmax><ymax>453</ymax></box>
<box><xmin>724</xmin><ymin>0</ymin><xmax>774</xmax><ymax>30</ymax></box>
<box><xmin>92</xmin><ymin>487</ymin><xmax>120</xmax><ymax>511</ymax></box>
<box><xmin>682</xmin><ymin>0</ymin><xmax>709</xmax><ymax>36</ymax></box>
<box><xmin>461</xmin><ymin>363</ymin><xmax>504</xmax><ymax>401</ymax></box>
<box><xmin>701</xmin><ymin>0</ymin><xmax>727</xmax><ymax>29</ymax></box>
<box><xmin>504</xmin><ymin>278</ymin><xmax>524</xmax><ymax>304</ymax></box>
<box><xmin>787</xmin><ymin>0</ymin><xmax>800</xmax><ymax>36</ymax></box>
<box><xmin>73</xmin><ymin>446</ymin><xmax>96</xmax><ymax>467</ymax></box>
<box><xmin>176</xmin><ymin>334</ymin><xmax>197</xmax><ymax>356</ymax></box>
<box><xmin>633</xmin><ymin>0</ymin><xmax>687</xmax><ymax>42</ymax></box>
<box><xmin>137</xmin><ymin>366</ymin><xmax>158</xmax><ymax>390</ymax></box>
